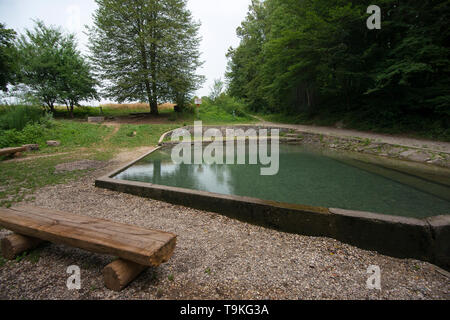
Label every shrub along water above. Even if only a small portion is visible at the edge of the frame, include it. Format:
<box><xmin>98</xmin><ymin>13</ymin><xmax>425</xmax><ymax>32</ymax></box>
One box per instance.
<box><xmin>196</xmin><ymin>95</ymin><xmax>250</xmax><ymax>122</ymax></box>
<box><xmin>0</xmin><ymin>105</ymin><xmax>45</xmax><ymax>131</ymax></box>
<box><xmin>0</xmin><ymin>106</ymin><xmax>54</xmax><ymax>149</ymax></box>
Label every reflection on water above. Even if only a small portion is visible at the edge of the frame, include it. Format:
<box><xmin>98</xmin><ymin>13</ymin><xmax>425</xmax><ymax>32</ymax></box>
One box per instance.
<box><xmin>114</xmin><ymin>145</ymin><xmax>450</xmax><ymax>218</ymax></box>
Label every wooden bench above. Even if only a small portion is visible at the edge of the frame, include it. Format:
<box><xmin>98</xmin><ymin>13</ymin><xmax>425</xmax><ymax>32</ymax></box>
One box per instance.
<box><xmin>0</xmin><ymin>206</ymin><xmax>177</xmax><ymax>291</ymax></box>
<box><xmin>0</xmin><ymin>146</ymin><xmax>27</xmax><ymax>157</ymax></box>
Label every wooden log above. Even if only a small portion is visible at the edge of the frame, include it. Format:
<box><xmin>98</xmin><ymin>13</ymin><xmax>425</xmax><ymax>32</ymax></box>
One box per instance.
<box><xmin>1</xmin><ymin>233</ymin><xmax>44</xmax><ymax>260</ymax></box>
<box><xmin>0</xmin><ymin>206</ymin><xmax>177</xmax><ymax>266</ymax></box>
<box><xmin>22</xmin><ymin>144</ymin><xmax>39</xmax><ymax>151</ymax></box>
<box><xmin>103</xmin><ymin>259</ymin><xmax>147</xmax><ymax>291</ymax></box>
<box><xmin>0</xmin><ymin>146</ymin><xmax>27</xmax><ymax>157</ymax></box>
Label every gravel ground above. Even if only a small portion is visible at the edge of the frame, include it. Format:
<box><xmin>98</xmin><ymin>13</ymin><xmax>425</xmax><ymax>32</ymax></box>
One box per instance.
<box><xmin>0</xmin><ymin>159</ymin><xmax>449</xmax><ymax>300</ymax></box>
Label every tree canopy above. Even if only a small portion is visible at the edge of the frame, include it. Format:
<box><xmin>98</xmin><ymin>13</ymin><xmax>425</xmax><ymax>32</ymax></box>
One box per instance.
<box><xmin>88</xmin><ymin>0</ymin><xmax>204</xmax><ymax>114</ymax></box>
<box><xmin>17</xmin><ymin>20</ymin><xmax>98</xmax><ymax>113</ymax></box>
<box><xmin>0</xmin><ymin>23</ymin><xmax>18</xmax><ymax>92</ymax></box>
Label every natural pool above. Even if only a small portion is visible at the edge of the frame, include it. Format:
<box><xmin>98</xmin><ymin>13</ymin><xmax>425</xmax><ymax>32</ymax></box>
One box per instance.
<box><xmin>113</xmin><ymin>144</ymin><xmax>450</xmax><ymax>218</ymax></box>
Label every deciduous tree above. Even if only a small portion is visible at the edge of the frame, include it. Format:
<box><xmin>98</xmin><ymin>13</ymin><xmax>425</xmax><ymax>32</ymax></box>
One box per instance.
<box><xmin>0</xmin><ymin>23</ymin><xmax>18</xmax><ymax>92</ymax></box>
<box><xmin>17</xmin><ymin>21</ymin><xmax>98</xmax><ymax>113</ymax></box>
<box><xmin>88</xmin><ymin>0</ymin><xmax>204</xmax><ymax>115</ymax></box>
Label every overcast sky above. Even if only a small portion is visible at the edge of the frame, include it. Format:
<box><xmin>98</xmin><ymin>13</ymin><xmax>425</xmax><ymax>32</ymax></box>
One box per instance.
<box><xmin>0</xmin><ymin>0</ymin><xmax>250</xmax><ymax>103</ymax></box>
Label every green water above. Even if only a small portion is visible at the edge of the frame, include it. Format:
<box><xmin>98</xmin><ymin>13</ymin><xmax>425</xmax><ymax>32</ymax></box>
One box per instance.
<box><xmin>113</xmin><ymin>144</ymin><xmax>450</xmax><ymax>218</ymax></box>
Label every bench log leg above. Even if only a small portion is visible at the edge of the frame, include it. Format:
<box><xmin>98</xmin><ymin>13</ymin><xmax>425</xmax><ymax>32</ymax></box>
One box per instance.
<box><xmin>1</xmin><ymin>233</ymin><xmax>44</xmax><ymax>260</ymax></box>
<box><xmin>103</xmin><ymin>259</ymin><xmax>147</xmax><ymax>291</ymax></box>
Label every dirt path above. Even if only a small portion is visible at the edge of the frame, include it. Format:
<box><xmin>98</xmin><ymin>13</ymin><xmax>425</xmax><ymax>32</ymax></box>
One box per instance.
<box><xmin>113</xmin><ymin>146</ymin><xmax>155</xmax><ymax>163</ymax></box>
<box><xmin>103</xmin><ymin>123</ymin><xmax>120</xmax><ymax>141</ymax></box>
<box><xmin>253</xmin><ymin>116</ymin><xmax>450</xmax><ymax>154</ymax></box>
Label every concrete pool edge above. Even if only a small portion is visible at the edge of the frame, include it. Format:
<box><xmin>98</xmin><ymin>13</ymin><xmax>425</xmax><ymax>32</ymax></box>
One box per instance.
<box><xmin>95</xmin><ymin>149</ymin><xmax>450</xmax><ymax>271</ymax></box>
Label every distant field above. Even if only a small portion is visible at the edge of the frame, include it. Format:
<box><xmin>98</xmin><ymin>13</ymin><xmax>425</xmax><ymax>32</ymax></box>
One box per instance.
<box><xmin>1</xmin><ymin>100</ymin><xmax>256</xmax><ymax>127</ymax></box>
<box><xmin>100</xmin><ymin>102</ymin><xmax>175</xmax><ymax>112</ymax></box>
<box><xmin>52</xmin><ymin>102</ymin><xmax>176</xmax><ymax>118</ymax></box>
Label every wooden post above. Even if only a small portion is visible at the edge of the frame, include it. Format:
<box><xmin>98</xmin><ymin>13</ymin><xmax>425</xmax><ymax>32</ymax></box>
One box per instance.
<box><xmin>103</xmin><ymin>259</ymin><xmax>148</xmax><ymax>291</ymax></box>
<box><xmin>1</xmin><ymin>233</ymin><xmax>44</xmax><ymax>260</ymax></box>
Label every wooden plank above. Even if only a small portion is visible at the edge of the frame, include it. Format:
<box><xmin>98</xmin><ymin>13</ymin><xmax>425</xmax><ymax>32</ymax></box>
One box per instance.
<box><xmin>0</xmin><ymin>146</ymin><xmax>27</xmax><ymax>156</ymax></box>
<box><xmin>0</xmin><ymin>206</ymin><xmax>176</xmax><ymax>266</ymax></box>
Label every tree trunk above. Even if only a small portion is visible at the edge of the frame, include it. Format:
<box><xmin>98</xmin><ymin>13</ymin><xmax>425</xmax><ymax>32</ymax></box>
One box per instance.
<box><xmin>150</xmin><ymin>99</ymin><xmax>158</xmax><ymax>115</ymax></box>
<box><xmin>149</xmin><ymin>14</ymin><xmax>159</xmax><ymax>116</ymax></box>
<box><xmin>49</xmin><ymin>102</ymin><xmax>55</xmax><ymax>113</ymax></box>
<box><xmin>138</xmin><ymin>29</ymin><xmax>158</xmax><ymax>116</ymax></box>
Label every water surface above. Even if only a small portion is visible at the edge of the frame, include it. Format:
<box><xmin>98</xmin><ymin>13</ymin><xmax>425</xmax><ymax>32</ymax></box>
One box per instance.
<box><xmin>113</xmin><ymin>144</ymin><xmax>450</xmax><ymax>218</ymax></box>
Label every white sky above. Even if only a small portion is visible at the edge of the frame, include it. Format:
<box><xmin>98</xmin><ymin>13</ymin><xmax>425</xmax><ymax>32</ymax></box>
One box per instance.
<box><xmin>0</xmin><ymin>0</ymin><xmax>250</xmax><ymax>103</ymax></box>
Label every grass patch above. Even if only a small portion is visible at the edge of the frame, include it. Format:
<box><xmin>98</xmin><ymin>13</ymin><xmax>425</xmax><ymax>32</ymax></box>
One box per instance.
<box><xmin>0</xmin><ymin>119</ymin><xmax>113</xmax><ymax>150</ymax></box>
<box><xmin>0</xmin><ymin>153</ymin><xmax>102</xmax><ymax>207</ymax></box>
<box><xmin>109</xmin><ymin>124</ymin><xmax>179</xmax><ymax>148</ymax></box>
<box><xmin>0</xmin><ymin>120</ymin><xmax>187</xmax><ymax>208</ymax></box>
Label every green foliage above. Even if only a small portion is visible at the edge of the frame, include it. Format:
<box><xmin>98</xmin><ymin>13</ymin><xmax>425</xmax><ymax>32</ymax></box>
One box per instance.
<box><xmin>88</xmin><ymin>0</ymin><xmax>204</xmax><ymax>114</ymax></box>
<box><xmin>226</xmin><ymin>0</ymin><xmax>450</xmax><ymax>138</ymax></box>
<box><xmin>208</xmin><ymin>78</ymin><xmax>225</xmax><ymax>101</ymax></box>
<box><xmin>17</xmin><ymin>20</ymin><xmax>97</xmax><ymax>112</ymax></box>
<box><xmin>0</xmin><ymin>119</ymin><xmax>111</xmax><ymax>149</ymax></box>
<box><xmin>0</xmin><ymin>105</ymin><xmax>45</xmax><ymax>131</ymax></box>
<box><xmin>0</xmin><ymin>23</ymin><xmax>18</xmax><ymax>91</ymax></box>
<box><xmin>57</xmin><ymin>43</ymin><xmax>99</xmax><ymax>117</ymax></box>
<box><xmin>197</xmin><ymin>95</ymin><xmax>251</xmax><ymax>122</ymax></box>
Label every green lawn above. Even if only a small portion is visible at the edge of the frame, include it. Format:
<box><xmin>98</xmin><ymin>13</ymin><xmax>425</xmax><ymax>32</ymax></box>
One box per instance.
<box><xmin>109</xmin><ymin>124</ymin><xmax>180</xmax><ymax>148</ymax></box>
<box><xmin>0</xmin><ymin>120</ymin><xmax>180</xmax><ymax>208</ymax></box>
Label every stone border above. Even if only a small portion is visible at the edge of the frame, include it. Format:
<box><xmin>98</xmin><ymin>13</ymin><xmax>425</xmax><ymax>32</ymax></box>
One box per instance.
<box><xmin>88</xmin><ymin>116</ymin><xmax>105</xmax><ymax>123</ymax></box>
<box><xmin>95</xmin><ymin>147</ymin><xmax>449</xmax><ymax>271</ymax></box>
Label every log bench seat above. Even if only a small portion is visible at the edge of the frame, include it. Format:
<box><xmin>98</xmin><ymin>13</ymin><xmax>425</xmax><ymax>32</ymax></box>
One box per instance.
<box><xmin>0</xmin><ymin>205</ymin><xmax>177</xmax><ymax>291</ymax></box>
<box><xmin>0</xmin><ymin>146</ymin><xmax>27</xmax><ymax>157</ymax></box>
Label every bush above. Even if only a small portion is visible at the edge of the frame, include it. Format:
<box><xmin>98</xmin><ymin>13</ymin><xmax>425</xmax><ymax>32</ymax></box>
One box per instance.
<box><xmin>0</xmin><ymin>105</ymin><xmax>45</xmax><ymax>131</ymax></box>
<box><xmin>0</xmin><ymin>122</ymin><xmax>51</xmax><ymax>148</ymax></box>
<box><xmin>200</xmin><ymin>94</ymin><xmax>247</xmax><ymax>118</ymax></box>
<box><xmin>215</xmin><ymin>94</ymin><xmax>247</xmax><ymax>117</ymax></box>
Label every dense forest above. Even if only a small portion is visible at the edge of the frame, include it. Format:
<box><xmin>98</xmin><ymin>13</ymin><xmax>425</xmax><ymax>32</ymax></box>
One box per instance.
<box><xmin>226</xmin><ymin>0</ymin><xmax>450</xmax><ymax>139</ymax></box>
